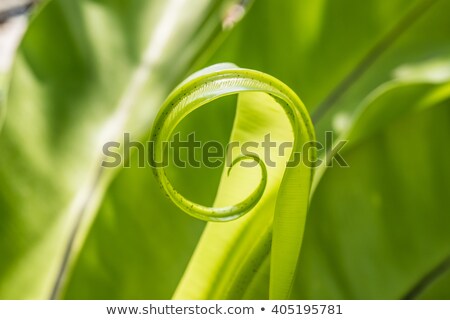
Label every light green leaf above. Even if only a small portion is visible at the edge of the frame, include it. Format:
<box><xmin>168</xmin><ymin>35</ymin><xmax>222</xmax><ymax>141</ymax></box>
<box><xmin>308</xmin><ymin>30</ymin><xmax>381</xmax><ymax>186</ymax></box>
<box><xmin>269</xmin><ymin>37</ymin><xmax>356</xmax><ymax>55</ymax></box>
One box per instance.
<box><xmin>147</xmin><ymin>63</ymin><xmax>315</xmax><ymax>299</ymax></box>
<box><xmin>0</xmin><ymin>0</ymin><xmax>245</xmax><ymax>299</ymax></box>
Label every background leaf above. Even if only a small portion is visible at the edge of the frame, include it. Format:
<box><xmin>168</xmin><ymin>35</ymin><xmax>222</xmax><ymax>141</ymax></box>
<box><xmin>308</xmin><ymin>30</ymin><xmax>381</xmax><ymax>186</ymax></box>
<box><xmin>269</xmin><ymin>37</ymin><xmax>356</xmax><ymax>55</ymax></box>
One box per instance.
<box><xmin>0</xmin><ymin>0</ymin><xmax>243</xmax><ymax>299</ymax></box>
<box><xmin>1</xmin><ymin>0</ymin><xmax>449</xmax><ymax>300</ymax></box>
<box><xmin>295</xmin><ymin>100</ymin><xmax>450</xmax><ymax>299</ymax></box>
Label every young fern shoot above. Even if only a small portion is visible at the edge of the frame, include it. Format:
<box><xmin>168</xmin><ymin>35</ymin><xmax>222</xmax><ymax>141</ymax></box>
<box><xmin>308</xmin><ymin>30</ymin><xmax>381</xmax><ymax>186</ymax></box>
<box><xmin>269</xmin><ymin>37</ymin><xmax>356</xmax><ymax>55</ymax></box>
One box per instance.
<box><xmin>150</xmin><ymin>63</ymin><xmax>315</xmax><ymax>299</ymax></box>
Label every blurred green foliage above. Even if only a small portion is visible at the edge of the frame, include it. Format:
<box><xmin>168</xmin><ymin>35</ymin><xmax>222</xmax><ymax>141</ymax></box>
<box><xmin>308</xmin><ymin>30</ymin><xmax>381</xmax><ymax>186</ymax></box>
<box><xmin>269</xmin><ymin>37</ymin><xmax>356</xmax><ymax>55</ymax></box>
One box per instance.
<box><xmin>0</xmin><ymin>0</ymin><xmax>449</xmax><ymax>299</ymax></box>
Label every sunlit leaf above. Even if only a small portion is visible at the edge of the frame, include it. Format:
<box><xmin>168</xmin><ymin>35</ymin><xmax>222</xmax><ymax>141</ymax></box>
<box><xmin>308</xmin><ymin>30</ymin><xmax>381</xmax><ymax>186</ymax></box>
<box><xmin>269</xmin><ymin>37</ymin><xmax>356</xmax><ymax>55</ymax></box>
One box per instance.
<box><xmin>0</xmin><ymin>0</ymin><xmax>243</xmax><ymax>299</ymax></box>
